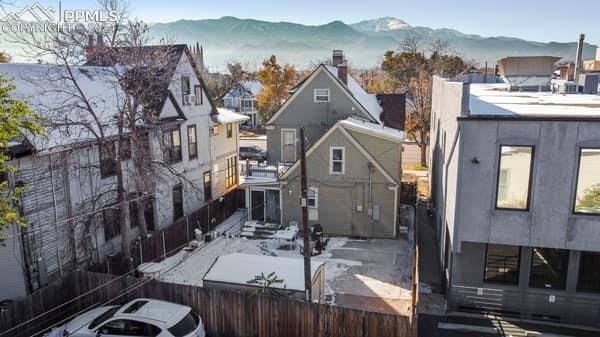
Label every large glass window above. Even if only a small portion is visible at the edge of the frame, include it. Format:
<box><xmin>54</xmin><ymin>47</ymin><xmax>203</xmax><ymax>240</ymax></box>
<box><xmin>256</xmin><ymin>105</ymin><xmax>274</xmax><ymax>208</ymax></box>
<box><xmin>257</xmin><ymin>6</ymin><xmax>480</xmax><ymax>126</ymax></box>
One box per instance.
<box><xmin>100</xmin><ymin>142</ymin><xmax>116</xmax><ymax>178</ymax></box>
<box><xmin>529</xmin><ymin>247</ymin><xmax>569</xmax><ymax>289</ymax></box>
<box><xmin>187</xmin><ymin>125</ymin><xmax>197</xmax><ymax>160</ymax></box>
<box><xmin>496</xmin><ymin>145</ymin><xmax>534</xmax><ymax>210</ymax></box>
<box><xmin>203</xmin><ymin>171</ymin><xmax>212</xmax><ymax>201</ymax></box>
<box><xmin>172</xmin><ymin>184</ymin><xmax>184</xmax><ymax>220</ymax></box>
<box><xmin>574</xmin><ymin>148</ymin><xmax>600</xmax><ymax>214</ymax></box>
<box><xmin>484</xmin><ymin>244</ymin><xmax>521</xmax><ymax>285</ymax></box>
<box><xmin>226</xmin><ymin>156</ymin><xmax>238</xmax><ymax>188</ymax></box>
<box><xmin>162</xmin><ymin>128</ymin><xmax>182</xmax><ymax>164</ymax></box>
<box><xmin>577</xmin><ymin>251</ymin><xmax>600</xmax><ymax>293</ymax></box>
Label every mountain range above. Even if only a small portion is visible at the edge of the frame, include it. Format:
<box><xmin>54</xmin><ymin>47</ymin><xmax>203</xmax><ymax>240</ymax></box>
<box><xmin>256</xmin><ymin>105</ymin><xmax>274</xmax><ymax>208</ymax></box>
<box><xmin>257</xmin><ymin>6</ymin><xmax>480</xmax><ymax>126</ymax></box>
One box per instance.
<box><xmin>147</xmin><ymin>16</ymin><xmax>598</xmax><ymax>70</ymax></box>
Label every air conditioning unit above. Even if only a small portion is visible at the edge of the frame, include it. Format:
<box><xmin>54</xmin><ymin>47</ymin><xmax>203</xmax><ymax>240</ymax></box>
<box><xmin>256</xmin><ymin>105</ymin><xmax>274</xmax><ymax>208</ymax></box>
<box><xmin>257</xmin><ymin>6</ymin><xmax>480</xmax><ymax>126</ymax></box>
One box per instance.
<box><xmin>183</xmin><ymin>94</ymin><xmax>195</xmax><ymax>105</ymax></box>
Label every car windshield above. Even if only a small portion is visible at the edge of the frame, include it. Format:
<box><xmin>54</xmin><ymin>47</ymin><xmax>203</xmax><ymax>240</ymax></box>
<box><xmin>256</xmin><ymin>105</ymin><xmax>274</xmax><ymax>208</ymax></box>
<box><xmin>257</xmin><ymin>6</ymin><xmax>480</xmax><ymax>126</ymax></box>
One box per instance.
<box><xmin>167</xmin><ymin>311</ymin><xmax>199</xmax><ymax>337</ymax></box>
<box><xmin>88</xmin><ymin>306</ymin><xmax>119</xmax><ymax>329</ymax></box>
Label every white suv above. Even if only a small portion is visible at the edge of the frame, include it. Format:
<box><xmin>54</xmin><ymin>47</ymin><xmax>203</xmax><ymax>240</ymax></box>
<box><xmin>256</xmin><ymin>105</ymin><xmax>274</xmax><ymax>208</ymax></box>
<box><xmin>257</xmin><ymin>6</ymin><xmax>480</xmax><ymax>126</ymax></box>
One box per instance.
<box><xmin>49</xmin><ymin>298</ymin><xmax>205</xmax><ymax>337</ymax></box>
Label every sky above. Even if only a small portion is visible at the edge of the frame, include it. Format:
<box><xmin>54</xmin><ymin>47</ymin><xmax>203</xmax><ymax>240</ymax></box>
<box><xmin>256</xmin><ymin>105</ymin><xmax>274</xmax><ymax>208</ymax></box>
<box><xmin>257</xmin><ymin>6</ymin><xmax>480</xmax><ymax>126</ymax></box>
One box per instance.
<box><xmin>17</xmin><ymin>0</ymin><xmax>600</xmax><ymax>45</ymax></box>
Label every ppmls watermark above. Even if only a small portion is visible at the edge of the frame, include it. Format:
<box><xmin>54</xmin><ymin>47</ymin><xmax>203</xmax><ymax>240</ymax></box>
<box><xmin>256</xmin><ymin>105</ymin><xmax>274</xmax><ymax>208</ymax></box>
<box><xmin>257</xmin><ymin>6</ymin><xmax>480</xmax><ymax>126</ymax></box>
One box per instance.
<box><xmin>0</xmin><ymin>2</ymin><xmax>119</xmax><ymax>34</ymax></box>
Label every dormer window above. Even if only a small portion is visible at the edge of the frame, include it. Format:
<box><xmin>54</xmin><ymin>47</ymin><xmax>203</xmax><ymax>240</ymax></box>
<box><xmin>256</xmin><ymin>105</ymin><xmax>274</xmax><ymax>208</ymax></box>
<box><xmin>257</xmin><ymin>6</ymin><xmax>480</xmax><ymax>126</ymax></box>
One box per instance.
<box><xmin>181</xmin><ymin>76</ymin><xmax>191</xmax><ymax>105</ymax></box>
<box><xmin>314</xmin><ymin>89</ymin><xmax>330</xmax><ymax>103</ymax></box>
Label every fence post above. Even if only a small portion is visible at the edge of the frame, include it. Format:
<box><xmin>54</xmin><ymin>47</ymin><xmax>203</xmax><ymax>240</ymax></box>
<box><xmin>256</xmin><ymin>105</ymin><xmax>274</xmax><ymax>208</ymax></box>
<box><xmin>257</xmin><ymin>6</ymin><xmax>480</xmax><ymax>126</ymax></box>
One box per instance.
<box><xmin>139</xmin><ymin>240</ymin><xmax>143</xmax><ymax>264</ymax></box>
<box><xmin>161</xmin><ymin>231</ymin><xmax>166</xmax><ymax>260</ymax></box>
<box><xmin>186</xmin><ymin>215</ymin><xmax>190</xmax><ymax>242</ymax></box>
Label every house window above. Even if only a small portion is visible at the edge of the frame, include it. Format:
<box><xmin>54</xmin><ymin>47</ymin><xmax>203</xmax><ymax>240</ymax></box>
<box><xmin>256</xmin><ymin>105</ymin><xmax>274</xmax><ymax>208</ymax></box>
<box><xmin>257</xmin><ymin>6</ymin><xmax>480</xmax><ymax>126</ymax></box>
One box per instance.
<box><xmin>314</xmin><ymin>88</ymin><xmax>330</xmax><ymax>103</ymax></box>
<box><xmin>187</xmin><ymin>125</ymin><xmax>197</xmax><ymax>160</ymax></box>
<box><xmin>100</xmin><ymin>142</ymin><xmax>116</xmax><ymax>178</ymax></box>
<box><xmin>241</xmin><ymin>98</ymin><xmax>253</xmax><ymax>110</ymax></box>
<box><xmin>203</xmin><ymin>171</ymin><xmax>212</xmax><ymax>201</ymax></box>
<box><xmin>103</xmin><ymin>205</ymin><xmax>120</xmax><ymax>240</ymax></box>
<box><xmin>577</xmin><ymin>251</ymin><xmax>600</xmax><ymax>293</ymax></box>
<box><xmin>210</xmin><ymin>126</ymin><xmax>219</xmax><ymax>137</ymax></box>
<box><xmin>529</xmin><ymin>247</ymin><xmax>569</xmax><ymax>289</ymax></box>
<box><xmin>226</xmin><ymin>123</ymin><xmax>233</xmax><ymax>138</ymax></box>
<box><xmin>162</xmin><ymin>128</ymin><xmax>182</xmax><ymax>164</ymax></box>
<box><xmin>484</xmin><ymin>244</ymin><xmax>520</xmax><ymax>285</ymax></box>
<box><xmin>495</xmin><ymin>145</ymin><xmax>534</xmax><ymax>210</ymax></box>
<box><xmin>307</xmin><ymin>187</ymin><xmax>318</xmax><ymax>208</ymax></box>
<box><xmin>172</xmin><ymin>184</ymin><xmax>184</xmax><ymax>220</ymax></box>
<box><xmin>223</xmin><ymin>97</ymin><xmax>232</xmax><ymax>108</ymax></box>
<box><xmin>119</xmin><ymin>138</ymin><xmax>131</xmax><ymax>161</ymax></box>
<box><xmin>329</xmin><ymin>146</ymin><xmax>345</xmax><ymax>175</ymax></box>
<box><xmin>226</xmin><ymin>156</ymin><xmax>238</xmax><ymax>188</ymax></box>
<box><xmin>181</xmin><ymin>76</ymin><xmax>190</xmax><ymax>104</ymax></box>
<box><xmin>573</xmin><ymin>148</ymin><xmax>600</xmax><ymax>214</ymax></box>
<box><xmin>194</xmin><ymin>85</ymin><xmax>203</xmax><ymax>105</ymax></box>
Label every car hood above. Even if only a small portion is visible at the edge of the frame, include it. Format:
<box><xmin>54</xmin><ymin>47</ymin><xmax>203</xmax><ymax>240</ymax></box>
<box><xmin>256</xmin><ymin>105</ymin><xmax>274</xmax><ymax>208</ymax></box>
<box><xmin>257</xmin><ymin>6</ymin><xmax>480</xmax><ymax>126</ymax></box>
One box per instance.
<box><xmin>64</xmin><ymin>306</ymin><xmax>116</xmax><ymax>333</ymax></box>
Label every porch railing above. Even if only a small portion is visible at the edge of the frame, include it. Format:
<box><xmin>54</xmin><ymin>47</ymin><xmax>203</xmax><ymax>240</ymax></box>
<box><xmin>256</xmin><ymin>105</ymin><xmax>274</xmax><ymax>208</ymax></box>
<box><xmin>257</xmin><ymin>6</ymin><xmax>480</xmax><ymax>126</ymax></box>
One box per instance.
<box><xmin>239</xmin><ymin>161</ymin><xmax>292</xmax><ymax>179</ymax></box>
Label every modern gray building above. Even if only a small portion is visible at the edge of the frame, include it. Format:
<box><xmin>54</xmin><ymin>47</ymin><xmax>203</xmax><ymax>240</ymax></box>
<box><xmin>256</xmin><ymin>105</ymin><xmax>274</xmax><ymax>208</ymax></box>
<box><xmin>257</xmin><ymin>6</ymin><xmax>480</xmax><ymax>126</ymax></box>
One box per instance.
<box><xmin>430</xmin><ymin>76</ymin><xmax>600</xmax><ymax>326</ymax></box>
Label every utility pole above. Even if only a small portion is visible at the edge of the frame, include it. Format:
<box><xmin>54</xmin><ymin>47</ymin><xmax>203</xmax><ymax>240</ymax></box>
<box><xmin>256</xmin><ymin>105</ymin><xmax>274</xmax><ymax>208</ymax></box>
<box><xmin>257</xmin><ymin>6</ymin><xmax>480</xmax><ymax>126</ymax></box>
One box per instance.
<box><xmin>300</xmin><ymin>127</ymin><xmax>312</xmax><ymax>302</ymax></box>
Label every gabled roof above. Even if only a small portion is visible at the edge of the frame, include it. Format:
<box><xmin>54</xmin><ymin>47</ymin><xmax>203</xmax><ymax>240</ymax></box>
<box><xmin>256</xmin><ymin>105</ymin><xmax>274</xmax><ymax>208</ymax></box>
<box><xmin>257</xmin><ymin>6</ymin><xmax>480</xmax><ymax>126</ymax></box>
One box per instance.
<box><xmin>213</xmin><ymin>108</ymin><xmax>250</xmax><ymax>124</ymax></box>
<box><xmin>240</xmin><ymin>80</ymin><xmax>262</xmax><ymax>96</ymax></box>
<box><xmin>280</xmin><ymin>118</ymin><xmax>401</xmax><ymax>185</ymax></box>
<box><xmin>266</xmin><ymin>64</ymin><xmax>380</xmax><ymax>125</ymax></box>
<box><xmin>84</xmin><ymin>44</ymin><xmax>219</xmax><ymax>117</ymax></box>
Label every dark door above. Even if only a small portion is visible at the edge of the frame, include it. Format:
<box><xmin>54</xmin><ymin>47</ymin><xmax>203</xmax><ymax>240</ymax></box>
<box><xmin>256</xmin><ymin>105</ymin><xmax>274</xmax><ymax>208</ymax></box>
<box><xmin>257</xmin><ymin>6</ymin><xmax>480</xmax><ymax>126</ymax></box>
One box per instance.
<box><xmin>265</xmin><ymin>190</ymin><xmax>280</xmax><ymax>223</ymax></box>
<box><xmin>251</xmin><ymin>190</ymin><xmax>265</xmax><ymax>221</ymax></box>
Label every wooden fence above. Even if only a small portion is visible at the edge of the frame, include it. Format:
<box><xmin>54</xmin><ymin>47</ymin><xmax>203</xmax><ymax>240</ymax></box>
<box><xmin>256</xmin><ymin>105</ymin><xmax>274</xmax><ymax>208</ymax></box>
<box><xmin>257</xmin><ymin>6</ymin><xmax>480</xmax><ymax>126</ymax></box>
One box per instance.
<box><xmin>0</xmin><ymin>271</ymin><xmax>414</xmax><ymax>337</ymax></box>
<box><xmin>89</xmin><ymin>189</ymin><xmax>245</xmax><ymax>275</ymax></box>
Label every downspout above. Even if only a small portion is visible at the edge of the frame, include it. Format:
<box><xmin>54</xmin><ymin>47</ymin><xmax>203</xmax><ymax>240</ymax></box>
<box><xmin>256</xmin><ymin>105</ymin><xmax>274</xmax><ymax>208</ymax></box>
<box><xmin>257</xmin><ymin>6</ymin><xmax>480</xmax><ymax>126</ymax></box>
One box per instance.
<box><xmin>368</xmin><ymin>162</ymin><xmax>373</xmax><ymax>236</ymax></box>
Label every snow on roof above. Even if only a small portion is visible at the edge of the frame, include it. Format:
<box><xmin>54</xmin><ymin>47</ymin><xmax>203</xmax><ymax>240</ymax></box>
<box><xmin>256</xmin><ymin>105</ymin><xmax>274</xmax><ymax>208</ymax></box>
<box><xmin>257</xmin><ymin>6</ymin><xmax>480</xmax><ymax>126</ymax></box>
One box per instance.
<box><xmin>214</xmin><ymin>107</ymin><xmax>250</xmax><ymax>124</ymax></box>
<box><xmin>469</xmin><ymin>83</ymin><xmax>600</xmax><ymax>117</ymax></box>
<box><xmin>340</xmin><ymin>117</ymin><xmax>404</xmax><ymax>141</ymax></box>
<box><xmin>240</xmin><ymin>80</ymin><xmax>262</xmax><ymax>96</ymax></box>
<box><xmin>325</xmin><ymin>65</ymin><xmax>383</xmax><ymax>123</ymax></box>
<box><xmin>0</xmin><ymin>63</ymin><xmax>126</xmax><ymax>152</ymax></box>
<box><xmin>203</xmin><ymin>253</ymin><xmax>324</xmax><ymax>291</ymax></box>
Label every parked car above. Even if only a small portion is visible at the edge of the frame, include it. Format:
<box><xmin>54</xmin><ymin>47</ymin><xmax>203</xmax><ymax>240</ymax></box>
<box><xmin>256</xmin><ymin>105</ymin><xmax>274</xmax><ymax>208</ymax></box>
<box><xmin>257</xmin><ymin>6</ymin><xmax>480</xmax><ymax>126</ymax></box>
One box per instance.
<box><xmin>239</xmin><ymin>145</ymin><xmax>267</xmax><ymax>161</ymax></box>
<box><xmin>48</xmin><ymin>298</ymin><xmax>204</xmax><ymax>337</ymax></box>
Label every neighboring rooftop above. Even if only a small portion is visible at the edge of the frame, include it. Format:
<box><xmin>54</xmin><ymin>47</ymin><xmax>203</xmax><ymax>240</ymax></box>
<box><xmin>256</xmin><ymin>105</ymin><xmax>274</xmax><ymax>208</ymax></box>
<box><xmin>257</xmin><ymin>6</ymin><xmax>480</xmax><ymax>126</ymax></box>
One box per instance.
<box><xmin>203</xmin><ymin>253</ymin><xmax>324</xmax><ymax>291</ymax></box>
<box><xmin>214</xmin><ymin>107</ymin><xmax>250</xmax><ymax>124</ymax></box>
<box><xmin>325</xmin><ymin>65</ymin><xmax>383</xmax><ymax>122</ymax></box>
<box><xmin>240</xmin><ymin>80</ymin><xmax>263</xmax><ymax>96</ymax></box>
<box><xmin>340</xmin><ymin>117</ymin><xmax>405</xmax><ymax>142</ymax></box>
<box><xmin>469</xmin><ymin>83</ymin><xmax>600</xmax><ymax>118</ymax></box>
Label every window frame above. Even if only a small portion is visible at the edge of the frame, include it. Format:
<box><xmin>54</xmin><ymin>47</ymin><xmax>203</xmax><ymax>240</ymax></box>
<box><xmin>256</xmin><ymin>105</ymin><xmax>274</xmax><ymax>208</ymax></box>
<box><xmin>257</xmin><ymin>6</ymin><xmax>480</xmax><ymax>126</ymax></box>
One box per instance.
<box><xmin>307</xmin><ymin>187</ymin><xmax>318</xmax><ymax>209</ymax></box>
<box><xmin>329</xmin><ymin>146</ymin><xmax>345</xmax><ymax>175</ymax></box>
<box><xmin>226</xmin><ymin>123</ymin><xmax>233</xmax><ymax>139</ymax></box>
<box><xmin>313</xmin><ymin>88</ymin><xmax>330</xmax><ymax>103</ymax></box>
<box><xmin>162</xmin><ymin>128</ymin><xmax>182</xmax><ymax>164</ymax></box>
<box><xmin>102</xmin><ymin>205</ymin><xmax>120</xmax><ymax>241</ymax></box>
<box><xmin>194</xmin><ymin>85</ymin><xmax>203</xmax><ymax>105</ymax></box>
<box><xmin>572</xmin><ymin>147</ymin><xmax>600</xmax><ymax>216</ymax></box>
<box><xmin>187</xmin><ymin>125</ymin><xmax>198</xmax><ymax>160</ymax></box>
<box><xmin>494</xmin><ymin>145</ymin><xmax>535</xmax><ymax>211</ymax></box>
<box><xmin>577</xmin><ymin>251</ymin><xmax>600</xmax><ymax>293</ymax></box>
<box><xmin>181</xmin><ymin>76</ymin><xmax>191</xmax><ymax>104</ymax></box>
<box><xmin>529</xmin><ymin>247</ymin><xmax>570</xmax><ymax>290</ymax></box>
<box><xmin>203</xmin><ymin>171</ymin><xmax>212</xmax><ymax>201</ymax></box>
<box><xmin>225</xmin><ymin>156</ymin><xmax>238</xmax><ymax>188</ymax></box>
<box><xmin>172</xmin><ymin>184</ymin><xmax>184</xmax><ymax>220</ymax></box>
<box><xmin>99</xmin><ymin>142</ymin><xmax>117</xmax><ymax>178</ymax></box>
<box><xmin>483</xmin><ymin>244</ymin><xmax>521</xmax><ymax>285</ymax></box>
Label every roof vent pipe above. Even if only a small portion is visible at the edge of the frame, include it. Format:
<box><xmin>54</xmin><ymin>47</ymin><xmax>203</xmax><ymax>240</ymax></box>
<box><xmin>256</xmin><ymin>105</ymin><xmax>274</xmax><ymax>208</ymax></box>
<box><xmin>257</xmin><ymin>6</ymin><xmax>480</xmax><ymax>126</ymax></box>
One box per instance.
<box><xmin>574</xmin><ymin>33</ymin><xmax>585</xmax><ymax>88</ymax></box>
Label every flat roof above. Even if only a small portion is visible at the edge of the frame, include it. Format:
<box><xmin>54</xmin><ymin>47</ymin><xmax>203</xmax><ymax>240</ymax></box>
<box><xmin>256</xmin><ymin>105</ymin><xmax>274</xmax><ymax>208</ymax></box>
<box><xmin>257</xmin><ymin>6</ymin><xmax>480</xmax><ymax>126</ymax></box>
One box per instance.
<box><xmin>469</xmin><ymin>83</ymin><xmax>600</xmax><ymax>118</ymax></box>
<box><xmin>203</xmin><ymin>253</ymin><xmax>324</xmax><ymax>291</ymax></box>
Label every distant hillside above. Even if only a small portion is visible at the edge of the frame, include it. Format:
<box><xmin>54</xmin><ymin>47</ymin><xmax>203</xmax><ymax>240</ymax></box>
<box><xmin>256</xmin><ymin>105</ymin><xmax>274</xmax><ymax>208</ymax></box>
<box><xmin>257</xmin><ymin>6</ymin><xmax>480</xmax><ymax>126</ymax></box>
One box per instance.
<box><xmin>147</xmin><ymin>16</ymin><xmax>597</xmax><ymax>70</ymax></box>
<box><xmin>1</xmin><ymin>16</ymin><xmax>596</xmax><ymax>70</ymax></box>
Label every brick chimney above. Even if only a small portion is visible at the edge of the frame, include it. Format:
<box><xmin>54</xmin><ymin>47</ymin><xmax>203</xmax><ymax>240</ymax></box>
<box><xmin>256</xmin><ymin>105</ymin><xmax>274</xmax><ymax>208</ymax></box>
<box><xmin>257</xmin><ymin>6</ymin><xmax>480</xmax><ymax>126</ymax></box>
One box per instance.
<box><xmin>332</xmin><ymin>50</ymin><xmax>344</xmax><ymax>67</ymax></box>
<box><xmin>337</xmin><ymin>61</ymin><xmax>348</xmax><ymax>85</ymax></box>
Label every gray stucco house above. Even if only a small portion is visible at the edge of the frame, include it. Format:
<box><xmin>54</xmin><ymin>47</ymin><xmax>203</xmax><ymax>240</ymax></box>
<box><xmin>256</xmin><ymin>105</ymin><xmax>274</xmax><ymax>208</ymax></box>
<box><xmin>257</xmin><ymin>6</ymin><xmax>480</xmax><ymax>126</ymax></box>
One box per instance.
<box><xmin>239</xmin><ymin>50</ymin><xmax>406</xmax><ymax>238</ymax></box>
<box><xmin>430</xmin><ymin>75</ymin><xmax>600</xmax><ymax>325</ymax></box>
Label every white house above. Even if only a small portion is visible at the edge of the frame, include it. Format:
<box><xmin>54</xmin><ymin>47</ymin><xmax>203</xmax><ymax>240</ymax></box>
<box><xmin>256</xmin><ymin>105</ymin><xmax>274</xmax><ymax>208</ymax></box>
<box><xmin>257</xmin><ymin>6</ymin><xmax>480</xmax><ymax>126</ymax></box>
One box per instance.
<box><xmin>223</xmin><ymin>80</ymin><xmax>262</xmax><ymax>128</ymax></box>
<box><xmin>0</xmin><ymin>44</ymin><xmax>248</xmax><ymax>300</ymax></box>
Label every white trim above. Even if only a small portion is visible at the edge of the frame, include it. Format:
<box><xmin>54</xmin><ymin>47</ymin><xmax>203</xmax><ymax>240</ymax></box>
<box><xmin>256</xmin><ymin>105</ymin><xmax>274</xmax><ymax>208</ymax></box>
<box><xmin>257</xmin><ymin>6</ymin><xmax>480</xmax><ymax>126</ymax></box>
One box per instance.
<box><xmin>329</xmin><ymin>146</ymin><xmax>345</xmax><ymax>175</ymax></box>
<box><xmin>313</xmin><ymin>88</ymin><xmax>330</xmax><ymax>103</ymax></box>
<box><xmin>280</xmin><ymin>128</ymin><xmax>297</xmax><ymax>162</ymax></box>
<box><xmin>392</xmin><ymin>184</ymin><xmax>398</xmax><ymax>238</ymax></box>
<box><xmin>308</xmin><ymin>187</ymin><xmax>318</xmax><ymax>208</ymax></box>
<box><xmin>266</xmin><ymin>65</ymin><xmax>375</xmax><ymax>125</ymax></box>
